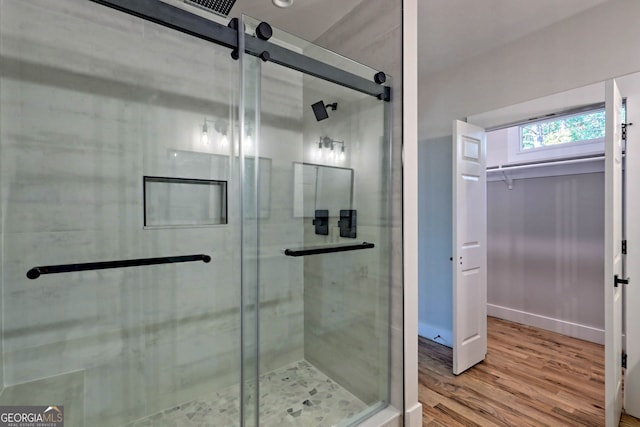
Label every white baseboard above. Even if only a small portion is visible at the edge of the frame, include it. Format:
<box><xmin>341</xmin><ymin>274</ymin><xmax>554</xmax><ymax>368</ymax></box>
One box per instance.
<box><xmin>404</xmin><ymin>402</ymin><xmax>422</xmax><ymax>427</ymax></box>
<box><xmin>418</xmin><ymin>321</ymin><xmax>452</xmax><ymax>348</ymax></box>
<box><xmin>487</xmin><ymin>303</ymin><xmax>604</xmax><ymax>344</ymax></box>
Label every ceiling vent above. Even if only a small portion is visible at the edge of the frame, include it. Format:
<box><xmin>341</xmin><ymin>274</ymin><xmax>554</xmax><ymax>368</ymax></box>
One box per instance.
<box><xmin>184</xmin><ymin>0</ymin><xmax>237</xmax><ymax>17</ymax></box>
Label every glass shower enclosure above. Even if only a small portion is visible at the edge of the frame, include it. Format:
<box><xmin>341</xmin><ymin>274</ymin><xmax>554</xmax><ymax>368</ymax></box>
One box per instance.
<box><xmin>0</xmin><ymin>1</ymin><xmax>394</xmax><ymax>426</ymax></box>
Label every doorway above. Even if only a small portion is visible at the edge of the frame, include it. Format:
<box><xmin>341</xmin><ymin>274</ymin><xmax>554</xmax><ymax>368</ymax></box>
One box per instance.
<box><xmin>418</xmin><ymin>77</ymin><xmax>634</xmax><ymax>424</ymax></box>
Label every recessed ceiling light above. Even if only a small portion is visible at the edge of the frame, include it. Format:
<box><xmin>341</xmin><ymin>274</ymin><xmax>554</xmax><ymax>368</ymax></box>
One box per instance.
<box><xmin>272</xmin><ymin>0</ymin><xmax>294</xmax><ymax>8</ymax></box>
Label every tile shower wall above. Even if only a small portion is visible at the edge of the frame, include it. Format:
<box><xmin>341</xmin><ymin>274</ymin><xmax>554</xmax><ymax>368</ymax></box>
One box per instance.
<box><xmin>301</xmin><ymin>89</ymin><xmax>389</xmax><ymax>404</ymax></box>
<box><xmin>0</xmin><ymin>1</ymin><xmax>303</xmax><ymax>426</ymax></box>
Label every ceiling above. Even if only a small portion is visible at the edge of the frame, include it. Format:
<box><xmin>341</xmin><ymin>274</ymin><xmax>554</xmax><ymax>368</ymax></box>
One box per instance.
<box><xmin>418</xmin><ymin>0</ymin><xmax>610</xmax><ymax>75</ymax></box>
<box><xmin>231</xmin><ymin>0</ymin><xmax>365</xmax><ymax>42</ymax></box>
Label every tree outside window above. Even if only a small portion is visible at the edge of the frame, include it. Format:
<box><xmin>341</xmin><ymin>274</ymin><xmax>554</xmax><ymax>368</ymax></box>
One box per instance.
<box><xmin>520</xmin><ymin>106</ymin><xmax>625</xmax><ymax>151</ymax></box>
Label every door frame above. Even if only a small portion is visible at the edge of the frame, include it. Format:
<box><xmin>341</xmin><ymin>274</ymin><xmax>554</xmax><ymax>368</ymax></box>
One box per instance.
<box><xmin>462</xmin><ymin>80</ymin><xmax>629</xmax><ymax>424</ymax></box>
<box><xmin>604</xmin><ymin>78</ymin><xmax>624</xmax><ymax>427</ymax></box>
<box><xmin>624</xmin><ymin>82</ymin><xmax>640</xmax><ymax>419</ymax></box>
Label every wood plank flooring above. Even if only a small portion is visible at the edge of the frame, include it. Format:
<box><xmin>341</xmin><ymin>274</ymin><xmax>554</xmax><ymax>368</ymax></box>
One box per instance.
<box><xmin>418</xmin><ymin>316</ymin><xmax>640</xmax><ymax>426</ymax></box>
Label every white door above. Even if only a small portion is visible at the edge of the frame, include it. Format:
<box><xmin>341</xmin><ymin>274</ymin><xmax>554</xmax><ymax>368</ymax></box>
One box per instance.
<box><xmin>625</xmin><ymin>87</ymin><xmax>640</xmax><ymax>418</ymax></box>
<box><xmin>452</xmin><ymin>120</ymin><xmax>487</xmax><ymax>375</ymax></box>
<box><xmin>605</xmin><ymin>79</ymin><xmax>624</xmax><ymax>427</ymax></box>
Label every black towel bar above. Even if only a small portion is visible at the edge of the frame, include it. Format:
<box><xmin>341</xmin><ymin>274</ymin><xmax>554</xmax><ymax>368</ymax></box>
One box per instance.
<box><xmin>27</xmin><ymin>254</ymin><xmax>211</xmax><ymax>280</ymax></box>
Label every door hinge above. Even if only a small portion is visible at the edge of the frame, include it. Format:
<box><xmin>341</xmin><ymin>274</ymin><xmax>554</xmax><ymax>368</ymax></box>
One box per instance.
<box><xmin>623</xmin><ymin>239</ymin><xmax>627</xmax><ymax>255</ymax></box>
<box><xmin>622</xmin><ymin>122</ymin><xmax>634</xmax><ymax>141</ymax></box>
<box><xmin>623</xmin><ymin>352</ymin><xmax>628</xmax><ymax>369</ymax></box>
<box><xmin>614</xmin><ymin>274</ymin><xmax>630</xmax><ymax>288</ymax></box>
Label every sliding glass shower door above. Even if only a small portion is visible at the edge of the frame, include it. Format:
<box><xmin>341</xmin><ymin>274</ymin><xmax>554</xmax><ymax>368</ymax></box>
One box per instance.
<box><xmin>0</xmin><ymin>2</ymin><xmax>241</xmax><ymax>426</ymax></box>
<box><xmin>239</xmin><ymin>17</ymin><xmax>392</xmax><ymax>427</ymax></box>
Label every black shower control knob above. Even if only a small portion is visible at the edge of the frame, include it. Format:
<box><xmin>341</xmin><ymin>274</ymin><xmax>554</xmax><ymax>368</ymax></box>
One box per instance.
<box><xmin>374</xmin><ymin>71</ymin><xmax>386</xmax><ymax>84</ymax></box>
<box><xmin>260</xmin><ymin>51</ymin><xmax>270</xmax><ymax>62</ymax></box>
<box><xmin>256</xmin><ymin>22</ymin><xmax>273</xmax><ymax>40</ymax></box>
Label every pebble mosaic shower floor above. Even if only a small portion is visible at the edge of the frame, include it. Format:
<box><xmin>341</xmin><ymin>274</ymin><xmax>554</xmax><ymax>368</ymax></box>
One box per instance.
<box><xmin>124</xmin><ymin>360</ymin><xmax>367</xmax><ymax>427</ymax></box>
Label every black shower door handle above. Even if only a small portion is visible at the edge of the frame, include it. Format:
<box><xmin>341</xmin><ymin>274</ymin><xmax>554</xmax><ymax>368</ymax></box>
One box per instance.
<box><xmin>284</xmin><ymin>242</ymin><xmax>374</xmax><ymax>257</ymax></box>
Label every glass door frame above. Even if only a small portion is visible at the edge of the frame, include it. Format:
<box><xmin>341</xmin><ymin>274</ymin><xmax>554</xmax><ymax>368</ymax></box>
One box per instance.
<box><xmin>237</xmin><ymin>15</ymin><xmax>394</xmax><ymax>425</ymax></box>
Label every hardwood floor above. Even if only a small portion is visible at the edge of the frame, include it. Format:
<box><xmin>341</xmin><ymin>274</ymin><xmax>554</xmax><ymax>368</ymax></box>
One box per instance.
<box><xmin>622</xmin><ymin>414</ymin><xmax>640</xmax><ymax>427</ymax></box>
<box><xmin>418</xmin><ymin>316</ymin><xmax>640</xmax><ymax>426</ymax></box>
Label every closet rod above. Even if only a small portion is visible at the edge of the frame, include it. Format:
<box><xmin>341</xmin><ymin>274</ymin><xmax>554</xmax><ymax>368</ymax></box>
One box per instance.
<box><xmin>487</xmin><ymin>155</ymin><xmax>605</xmax><ymax>173</ymax></box>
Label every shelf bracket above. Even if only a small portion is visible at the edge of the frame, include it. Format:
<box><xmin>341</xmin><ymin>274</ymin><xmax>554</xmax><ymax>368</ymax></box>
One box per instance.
<box><xmin>501</xmin><ymin>170</ymin><xmax>513</xmax><ymax>190</ymax></box>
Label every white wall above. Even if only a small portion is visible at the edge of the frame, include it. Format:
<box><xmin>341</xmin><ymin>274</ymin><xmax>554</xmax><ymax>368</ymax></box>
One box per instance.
<box><xmin>402</xmin><ymin>1</ymin><xmax>422</xmax><ymax>424</ymax></box>
<box><xmin>486</xmin><ymin>128</ymin><xmax>509</xmax><ymax>168</ymax></box>
<box><xmin>487</xmin><ymin>172</ymin><xmax>605</xmax><ymax>343</ymax></box>
<box><xmin>420</xmin><ymin>0</ymin><xmax>640</xmax><ymax>139</ymax></box>
<box><xmin>418</xmin><ymin>137</ymin><xmax>453</xmax><ymax>347</ymax></box>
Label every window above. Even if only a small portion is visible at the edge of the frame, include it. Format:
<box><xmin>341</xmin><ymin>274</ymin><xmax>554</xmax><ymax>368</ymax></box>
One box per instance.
<box><xmin>519</xmin><ymin>105</ymin><xmax>626</xmax><ymax>151</ymax></box>
<box><xmin>520</xmin><ymin>109</ymin><xmax>606</xmax><ymax>151</ymax></box>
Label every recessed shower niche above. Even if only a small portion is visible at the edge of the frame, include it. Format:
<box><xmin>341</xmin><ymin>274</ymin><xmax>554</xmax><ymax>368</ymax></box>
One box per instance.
<box><xmin>144</xmin><ymin>176</ymin><xmax>228</xmax><ymax>227</ymax></box>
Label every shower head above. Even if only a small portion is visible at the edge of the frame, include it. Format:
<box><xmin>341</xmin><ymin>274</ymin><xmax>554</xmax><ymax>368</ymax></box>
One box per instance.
<box><xmin>184</xmin><ymin>0</ymin><xmax>237</xmax><ymax>17</ymax></box>
<box><xmin>311</xmin><ymin>101</ymin><xmax>338</xmax><ymax>122</ymax></box>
